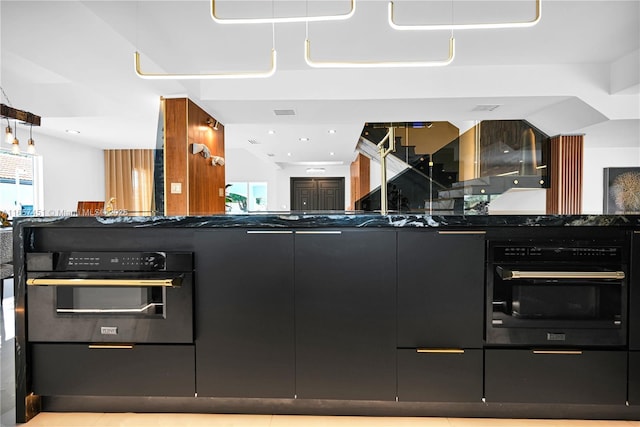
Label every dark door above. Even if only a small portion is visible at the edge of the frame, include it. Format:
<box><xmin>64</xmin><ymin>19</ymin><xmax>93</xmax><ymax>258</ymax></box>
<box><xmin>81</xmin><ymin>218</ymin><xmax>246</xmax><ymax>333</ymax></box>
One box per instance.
<box><xmin>295</xmin><ymin>229</ymin><xmax>396</xmax><ymax>401</ymax></box>
<box><xmin>291</xmin><ymin>178</ymin><xmax>345</xmax><ymax>211</ymax></box>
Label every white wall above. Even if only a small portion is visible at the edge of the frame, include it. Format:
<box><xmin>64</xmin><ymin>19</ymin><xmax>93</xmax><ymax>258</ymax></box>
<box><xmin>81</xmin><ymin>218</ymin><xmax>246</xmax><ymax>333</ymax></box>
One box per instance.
<box><xmin>35</xmin><ymin>134</ymin><xmax>105</xmax><ymax>215</ymax></box>
<box><xmin>582</xmin><ymin>120</ymin><xmax>640</xmax><ymax>214</ymax></box>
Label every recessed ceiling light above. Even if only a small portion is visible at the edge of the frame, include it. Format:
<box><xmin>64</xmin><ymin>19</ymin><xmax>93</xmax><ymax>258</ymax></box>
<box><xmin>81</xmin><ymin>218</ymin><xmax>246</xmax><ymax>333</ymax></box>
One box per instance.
<box><xmin>299</xmin><ymin>137</ymin><xmax>310</xmax><ymax>142</ymax></box>
<box><xmin>287</xmin><ymin>152</ymin><xmax>292</xmax><ymax>157</ymax></box>
<box><xmin>306</xmin><ymin>168</ymin><xmax>326</xmax><ymax>174</ymax></box>
<box><xmin>268</xmin><ymin>130</ymin><xmax>276</xmax><ymax>135</ymax></box>
<box><xmin>65</xmin><ymin>129</ymin><xmax>80</xmax><ymax>134</ymax></box>
<box><xmin>328</xmin><ymin>129</ymin><xmax>337</xmax><ymax>134</ymax></box>
<box><xmin>330</xmin><ymin>152</ymin><xmax>335</xmax><ymax>156</ymax></box>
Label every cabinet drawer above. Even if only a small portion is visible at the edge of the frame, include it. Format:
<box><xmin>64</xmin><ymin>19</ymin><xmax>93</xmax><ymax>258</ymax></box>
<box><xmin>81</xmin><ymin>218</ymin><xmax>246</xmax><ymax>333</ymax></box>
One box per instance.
<box><xmin>31</xmin><ymin>343</ymin><xmax>195</xmax><ymax>397</ymax></box>
<box><xmin>485</xmin><ymin>349</ymin><xmax>627</xmax><ymax>404</ymax></box>
<box><xmin>397</xmin><ymin>349</ymin><xmax>483</xmax><ymax>402</ymax></box>
<box><xmin>629</xmin><ymin>351</ymin><xmax>640</xmax><ymax>404</ymax></box>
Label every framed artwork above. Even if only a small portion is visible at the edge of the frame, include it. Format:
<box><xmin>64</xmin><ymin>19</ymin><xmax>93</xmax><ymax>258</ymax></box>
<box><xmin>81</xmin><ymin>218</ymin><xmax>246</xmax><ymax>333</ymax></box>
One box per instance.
<box><xmin>603</xmin><ymin>167</ymin><xmax>640</xmax><ymax>214</ymax></box>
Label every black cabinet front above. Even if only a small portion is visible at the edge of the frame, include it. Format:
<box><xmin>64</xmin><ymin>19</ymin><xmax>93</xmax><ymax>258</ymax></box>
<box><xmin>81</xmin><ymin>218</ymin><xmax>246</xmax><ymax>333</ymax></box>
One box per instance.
<box><xmin>630</xmin><ymin>231</ymin><xmax>640</xmax><ymax>350</ymax></box>
<box><xmin>31</xmin><ymin>343</ymin><xmax>195</xmax><ymax>396</ymax></box>
<box><xmin>398</xmin><ymin>231</ymin><xmax>485</xmax><ymax>348</ymax></box>
<box><xmin>194</xmin><ymin>230</ymin><xmax>295</xmax><ymax>398</ymax></box>
<box><xmin>295</xmin><ymin>230</ymin><xmax>396</xmax><ymax>401</ymax></box>
<box><xmin>485</xmin><ymin>349</ymin><xmax>627</xmax><ymax>404</ymax></box>
<box><xmin>397</xmin><ymin>349</ymin><xmax>483</xmax><ymax>402</ymax></box>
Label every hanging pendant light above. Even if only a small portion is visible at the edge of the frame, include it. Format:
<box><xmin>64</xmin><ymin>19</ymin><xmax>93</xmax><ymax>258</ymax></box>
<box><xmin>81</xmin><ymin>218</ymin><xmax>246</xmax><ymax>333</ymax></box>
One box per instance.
<box><xmin>4</xmin><ymin>119</ymin><xmax>12</xmax><ymax>144</ymax></box>
<box><xmin>27</xmin><ymin>124</ymin><xmax>36</xmax><ymax>154</ymax></box>
<box><xmin>11</xmin><ymin>122</ymin><xmax>20</xmax><ymax>154</ymax></box>
<box><xmin>305</xmin><ymin>36</ymin><xmax>455</xmax><ymax>68</ymax></box>
<box><xmin>210</xmin><ymin>0</ymin><xmax>356</xmax><ymax>24</ymax></box>
<box><xmin>388</xmin><ymin>0</ymin><xmax>541</xmax><ymax>31</ymax></box>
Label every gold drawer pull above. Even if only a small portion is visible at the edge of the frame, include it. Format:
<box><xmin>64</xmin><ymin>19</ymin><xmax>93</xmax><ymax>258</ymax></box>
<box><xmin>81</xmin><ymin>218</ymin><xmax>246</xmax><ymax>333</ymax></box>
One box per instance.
<box><xmin>416</xmin><ymin>348</ymin><xmax>465</xmax><ymax>354</ymax></box>
<box><xmin>88</xmin><ymin>344</ymin><xmax>134</xmax><ymax>349</ymax></box>
<box><xmin>533</xmin><ymin>350</ymin><xmax>582</xmax><ymax>355</ymax></box>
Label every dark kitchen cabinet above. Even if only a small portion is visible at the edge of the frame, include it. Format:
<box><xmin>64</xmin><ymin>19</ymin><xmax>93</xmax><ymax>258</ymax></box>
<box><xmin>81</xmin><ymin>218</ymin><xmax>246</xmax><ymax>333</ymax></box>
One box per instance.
<box><xmin>397</xmin><ymin>230</ymin><xmax>485</xmax><ymax>348</ymax></box>
<box><xmin>630</xmin><ymin>231</ymin><xmax>640</xmax><ymax>350</ymax></box>
<box><xmin>295</xmin><ymin>229</ymin><xmax>396</xmax><ymax>400</ymax></box>
<box><xmin>397</xmin><ymin>349</ymin><xmax>483</xmax><ymax>402</ymax></box>
<box><xmin>194</xmin><ymin>230</ymin><xmax>295</xmax><ymax>398</ymax></box>
<box><xmin>396</xmin><ymin>230</ymin><xmax>484</xmax><ymax>402</ymax></box>
<box><xmin>629</xmin><ymin>351</ymin><xmax>640</xmax><ymax>404</ymax></box>
<box><xmin>485</xmin><ymin>349</ymin><xmax>627</xmax><ymax>404</ymax></box>
<box><xmin>31</xmin><ymin>343</ymin><xmax>195</xmax><ymax>396</ymax></box>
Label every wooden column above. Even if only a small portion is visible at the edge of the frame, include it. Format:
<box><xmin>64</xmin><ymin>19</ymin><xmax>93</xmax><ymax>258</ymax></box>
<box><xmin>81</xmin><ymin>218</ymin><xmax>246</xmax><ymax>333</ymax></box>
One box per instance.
<box><xmin>164</xmin><ymin>97</ymin><xmax>225</xmax><ymax>215</ymax></box>
<box><xmin>546</xmin><ymin>134</ymin><xmax>584</xmax><ymax>214</ymax></box>
<box><xmin>350</xmin><ymin>153</ymin><xmax>370</xmax><ymax>210</ymax></box>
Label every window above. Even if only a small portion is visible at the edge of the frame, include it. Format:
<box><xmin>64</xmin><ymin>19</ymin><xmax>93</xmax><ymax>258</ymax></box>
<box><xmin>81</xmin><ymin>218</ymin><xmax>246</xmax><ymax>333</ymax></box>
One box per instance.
<box><xmin>0</xmin><ymin>151</ymin><xmax>42</xmax><ymax>218</ymax></box>
<box><xmin>226</xmin><ymin>182</ymin><xmax>267</xmax><ymax>213</ymax></box>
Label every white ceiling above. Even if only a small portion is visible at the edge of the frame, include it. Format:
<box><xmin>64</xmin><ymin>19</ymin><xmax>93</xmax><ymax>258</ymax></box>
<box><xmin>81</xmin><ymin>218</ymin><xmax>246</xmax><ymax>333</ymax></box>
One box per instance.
<box><xmin>0</xmin><ymin>0</ymin><xmax>638</xmax><ymax>167</ymax></box>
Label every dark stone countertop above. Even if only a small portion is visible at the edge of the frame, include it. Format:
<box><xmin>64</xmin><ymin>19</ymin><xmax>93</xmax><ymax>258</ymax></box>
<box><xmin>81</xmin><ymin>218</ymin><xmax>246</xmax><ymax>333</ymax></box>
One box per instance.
<box><xmin>10</xmin><ymin>213</ymin><xmax>640</xmax><ymax>229</ymax></box>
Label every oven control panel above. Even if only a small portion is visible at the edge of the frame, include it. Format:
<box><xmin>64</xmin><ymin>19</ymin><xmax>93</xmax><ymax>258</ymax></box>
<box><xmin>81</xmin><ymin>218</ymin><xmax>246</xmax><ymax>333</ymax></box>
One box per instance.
<box><xmin>492</xmin><ymin>245</ymin><xmax>622</xmax><ymax>262</ymax></box>
<box><xmin>27</xmin><ymin>252</ymin><xmax>193</xmax><ymax>272</ymax></box>
<box><xmin>65</xmin><ymin>252</ymin><xmax>166</xmax><ymax>270</ymax></box>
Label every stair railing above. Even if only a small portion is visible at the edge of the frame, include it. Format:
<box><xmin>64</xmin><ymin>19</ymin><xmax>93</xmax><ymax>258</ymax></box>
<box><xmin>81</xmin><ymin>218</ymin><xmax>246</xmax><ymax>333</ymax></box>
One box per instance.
<box><xmin>377</xmin><ymin>127</ymin><xmax>396</xmax><ymax>215</ymax></box>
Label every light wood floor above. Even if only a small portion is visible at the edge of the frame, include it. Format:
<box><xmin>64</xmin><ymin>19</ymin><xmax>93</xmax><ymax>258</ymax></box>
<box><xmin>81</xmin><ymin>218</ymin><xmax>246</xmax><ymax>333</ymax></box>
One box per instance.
<box><xmin>21</xmin><ymin>413</ymin><xmax>640</xmax><ymax>427</ymax></box>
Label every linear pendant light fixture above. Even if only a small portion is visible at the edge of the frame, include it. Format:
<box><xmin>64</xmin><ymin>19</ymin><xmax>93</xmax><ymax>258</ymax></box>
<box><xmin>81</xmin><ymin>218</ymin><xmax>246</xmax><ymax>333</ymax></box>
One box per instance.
<box><xmin>211</xmin><ymin>0</ymin><xmax>356</xmax><ymax>24</ymax></box>
<box><xmin>134</xmin><ymin>48</ymin><xmax>277</xmax><ymax>79</ymax></box>
<box><xmin>388</xmin><ymin>0</ymin><xmax>541</xmax><ymax>31</ymax></box>
<box><xmin>305</xmin><ymin>36</ymin><xmax>455</xmax><ymax>68</ymax></box>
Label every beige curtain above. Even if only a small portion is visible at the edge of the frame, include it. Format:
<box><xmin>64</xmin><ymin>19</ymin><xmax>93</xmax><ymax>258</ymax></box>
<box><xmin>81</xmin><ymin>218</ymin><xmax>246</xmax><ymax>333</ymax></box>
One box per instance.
<box><xmin>104</xmin><ymin>149</ymin><xmax>155</xmax><ymax>215</ymax></box>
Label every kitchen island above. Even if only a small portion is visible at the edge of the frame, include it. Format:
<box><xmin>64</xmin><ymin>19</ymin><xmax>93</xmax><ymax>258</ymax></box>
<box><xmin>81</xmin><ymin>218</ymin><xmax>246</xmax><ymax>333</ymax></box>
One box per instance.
<box><xmin>11</xmin><ymin>214</ymin><xmax>640</xmax><ymax>422</ymax></box>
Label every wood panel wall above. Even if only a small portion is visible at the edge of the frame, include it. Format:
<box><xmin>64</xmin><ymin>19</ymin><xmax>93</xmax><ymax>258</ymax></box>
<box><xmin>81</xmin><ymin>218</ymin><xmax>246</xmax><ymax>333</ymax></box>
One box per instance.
<box><xmin>164</xmin><ymin>98</ymin><xmax>225</xmax><ymax>215</ymax></box>
<box><xmin>350</xmin><ymin>153</ymin><xmax>370</xmax><ymax>210</ymax></box>
<box><xmin>546</xmin><ymin>134</ymin><xmax>584</xmax><ymax>214</ymax></box>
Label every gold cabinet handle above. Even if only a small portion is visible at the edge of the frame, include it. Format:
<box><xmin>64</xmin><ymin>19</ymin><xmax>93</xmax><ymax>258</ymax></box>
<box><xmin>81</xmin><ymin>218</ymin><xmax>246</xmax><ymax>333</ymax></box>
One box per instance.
<box><xmin>533</xmin><ymin>350</ymin><xmax>583</xmax><ymax>355</ymax></box>
<box><xmin>88</xmin><ymin>344</ymin><xmax>134</xmax><ymax>349</ymax></box>
<box><xmin>416</xmin><ymin>348</ymin><xmax>465</xmax><ymax>354</ymax></box>
<box><xmin>27</xmin><ymin>278</ymin><xmax>181</xmax><ymax>287</ymax></box>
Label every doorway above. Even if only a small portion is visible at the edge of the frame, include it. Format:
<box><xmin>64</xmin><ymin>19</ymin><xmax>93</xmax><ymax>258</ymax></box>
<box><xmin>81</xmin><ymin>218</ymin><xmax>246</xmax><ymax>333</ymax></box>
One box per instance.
<box><xmin>290</xmin><ymin>177</ymin><xmax>345</xmax><ymax>211</ymax></box>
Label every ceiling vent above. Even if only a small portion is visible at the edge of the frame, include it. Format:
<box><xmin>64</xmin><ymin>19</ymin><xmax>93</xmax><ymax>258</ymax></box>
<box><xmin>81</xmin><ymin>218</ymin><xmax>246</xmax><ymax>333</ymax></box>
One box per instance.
<box><xmin>472</xmin><ymin>104</ymin><xmax>501</xmax><ymax>112</ymax></box>
<box><xmin>248</xmin><ymin>139</ymin><xmax>260</xmax><ymax>144</ymax></box>
<box><xmin>274</xmin><ymin>109</ymin><xmax>296</xmax><ymax>116</ymax></box>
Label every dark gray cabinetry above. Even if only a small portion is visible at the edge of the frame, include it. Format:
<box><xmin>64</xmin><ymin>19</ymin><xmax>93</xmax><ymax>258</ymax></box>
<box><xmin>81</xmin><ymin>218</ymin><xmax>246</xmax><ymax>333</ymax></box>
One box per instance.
<box><xmin>630</xmin><ymin>231</ymin><xmax>640</xmax><ymax>350</ymax></box>
<box><xmin>194</xmin><ymin>230</ymin><xmax>295</xmax><ymax>398</ymax></box>
<box><xmin>397</xmin><ymin>231</ymin><xmax>485</xmax><ymax>402</ymax></box>
<box><xmin>31</xmin><ymin>344</ymin><xmax>195</xmax><ymax>396</ymax></box>
<box><xmin>485</xmin><ymin>349</ymin><xmax>627</xmax><ymax>404</ymax></box>
<box><xmin>397</xmin><ymin>349</ymin><xmax>483</xmax><ymax>402</ymax></box>
<box><xmin>629</xmin><ymin>352</ymin><xmax>640</xmax><ymax>404</ymax></box>
<box><xmin>294</xmin><ymin>230</ymin><xmax>396</xmax><ymax>400</ymax></box>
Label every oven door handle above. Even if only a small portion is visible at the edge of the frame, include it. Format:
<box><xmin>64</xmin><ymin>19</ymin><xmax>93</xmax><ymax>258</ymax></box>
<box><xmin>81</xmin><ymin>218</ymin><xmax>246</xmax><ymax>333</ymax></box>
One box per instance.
<box><xmin>26</xmin><ymin>278</ymin><xmax>181</xmax><ymax>287</ymax></box>
<box><xmin>496</xmin><ymin>267</ymin><xmax>625</xmax><ymax>280</ymax></box>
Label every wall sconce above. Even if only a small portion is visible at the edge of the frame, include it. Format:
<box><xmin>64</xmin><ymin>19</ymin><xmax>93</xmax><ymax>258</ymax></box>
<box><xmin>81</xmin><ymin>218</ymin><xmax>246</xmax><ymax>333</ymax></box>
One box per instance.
<box><xmin>190</xmin><ymin>142</ymin><xmax>211</xmax><ymax>159</ymax></box>
<box><xmin>206</xmin><ymin>118</ymin><xmax>219</xmax><ymax>131</ymax></box>
<box><xmin>211</xmin><ymin>156</ymin><xmax>225</xmax><ymax>166</ymax></box>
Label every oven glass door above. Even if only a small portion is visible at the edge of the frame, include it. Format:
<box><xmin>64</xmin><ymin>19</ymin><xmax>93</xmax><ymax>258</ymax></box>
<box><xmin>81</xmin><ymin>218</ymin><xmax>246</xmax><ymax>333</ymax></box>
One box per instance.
<box><xmin>492</xmin><ymin>265</ymin><xmax>623</xmax><ymax>328</ymax></box>
<box><xmin>56</xmin><ymin>285</ymin><xmax>165</xmax><ymax>317</ymax></box>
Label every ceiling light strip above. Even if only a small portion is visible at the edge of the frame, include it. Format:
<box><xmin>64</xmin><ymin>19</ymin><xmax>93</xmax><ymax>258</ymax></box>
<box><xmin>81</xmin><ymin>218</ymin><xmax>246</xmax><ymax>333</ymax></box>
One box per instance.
<box><xmin>388</xmin><ymin>0</ymin><xmax>541</xmax><ymax>31</ymax></box>
<box><xmin>211</xmin><ymin>0</ymin><xmax>356</xmax><ymax>24</ymax></box>
<box><xmin>134</xmin><ymin>49</ymin><xmax>277</xmax><ymax>79</ymax></box>
<box><xmin>305</xmin><ymin>37</ymin><xmax>454</xmax><ymax>68</ymax></box>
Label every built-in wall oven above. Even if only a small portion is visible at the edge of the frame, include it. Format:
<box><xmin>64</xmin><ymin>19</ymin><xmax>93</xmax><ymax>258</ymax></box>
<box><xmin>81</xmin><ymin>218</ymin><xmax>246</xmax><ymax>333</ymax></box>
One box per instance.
<box><xmin>26</xmin><ymin>251</ymin><xmax>193</xmax><ymax>343</ymax></box>
<box><xmin>487</xmin><ymin>235</ymin><xmax>628</xmax><ymax>347</ymax></box>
